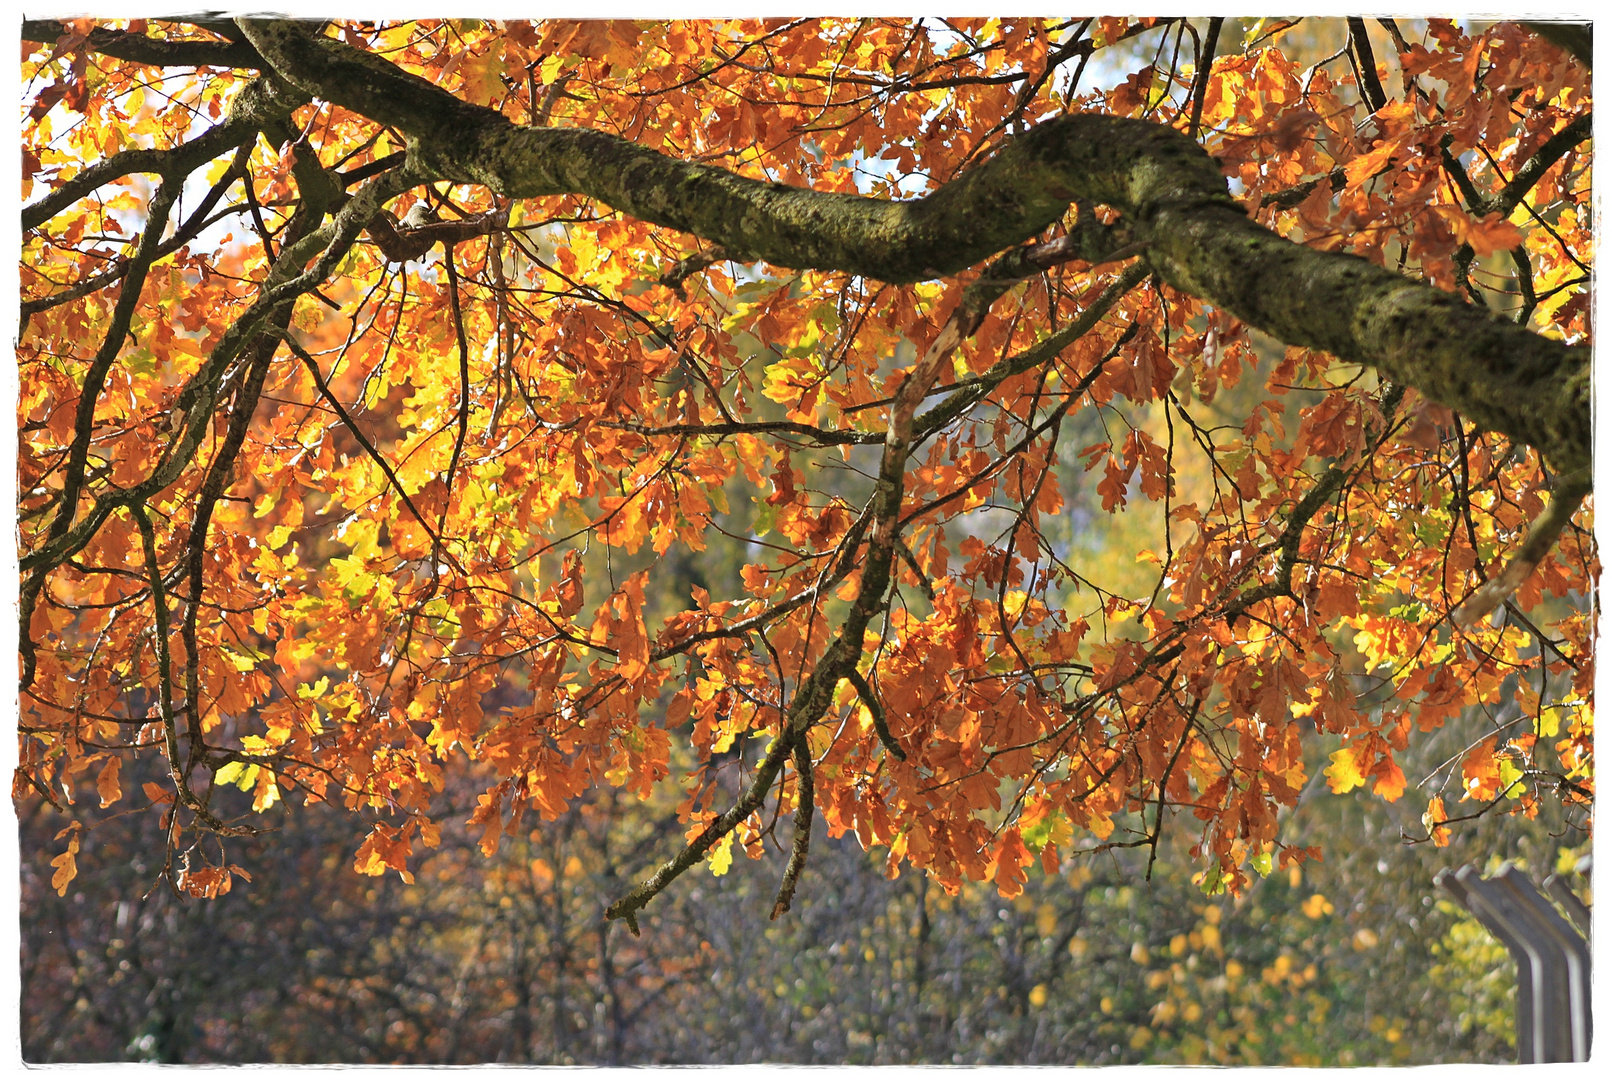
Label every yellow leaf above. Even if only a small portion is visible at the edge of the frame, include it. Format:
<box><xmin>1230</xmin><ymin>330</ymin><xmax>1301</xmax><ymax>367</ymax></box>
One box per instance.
<box><xmin>1324</xmin><ymin>745</ymin><xmax>1366</xmax><ymax>793</ymax></box>
<box><xmin>708</xmin><ymin>831</ymin><xmax>735</xmax><ymax>876</ymax></box>
<box><xmin>1495</xmin><ymin>755</ymin><xmax>1524</xmax><ymax>799</ymax></box>
<box><xmin>252</xmin><ymin>767</ymin><xmax>281</xmax><ymax>811</ymax></box>
<box><xmin>459</xmin><ymin>45</ymin><xmax>506</xmax><ymax>106</ymax></box>
<box><xmin>203</xmin><ymin>155</ymin><xmax>235</xmax><ymax>186</ymax></box>
<box><xmin>1537</xmin><ymin>706</ymin><xmax>1563</xmax><ymax>739</ymax></box>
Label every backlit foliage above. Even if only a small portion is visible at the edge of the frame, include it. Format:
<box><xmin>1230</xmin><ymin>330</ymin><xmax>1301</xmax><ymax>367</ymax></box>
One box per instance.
<box><xmin>18</xmin><ymin>18</ymin><xmax>1593</xmax><ymax>921</ymax></box>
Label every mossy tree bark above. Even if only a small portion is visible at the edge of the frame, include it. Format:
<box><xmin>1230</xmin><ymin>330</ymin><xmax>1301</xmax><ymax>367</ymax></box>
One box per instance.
<box><xmin>236</xmin><ymin>19</ymin><xmax>1588</xmax><ymax>475</ymax></box>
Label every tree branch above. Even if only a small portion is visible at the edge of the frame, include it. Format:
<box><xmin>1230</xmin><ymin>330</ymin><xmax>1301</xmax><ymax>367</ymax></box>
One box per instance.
<box><xmin>1521</xmin><ymin>21</ymin><xmax>1592</xmax><ymax>70</ymax></box>
<box><xmin>237</xmin><ymin>19</ymin><xmax>1589</xmax><ymax>475</ymax></box>
<box><xmin>605</xmin><ymin>265</ymin><xmax>997</xmax><ymax>929</ymax></box>
<box><xmin>769</xmin><ymin>737</ymin><xmax>815</xmax><ymax>919</ymax></box>
<box><xmin>18</xmin><ymin>165</ymin><xmax>415</xmax><ymax>620</ymax></box>
<box><xmin>1348</xmin><ymin>17</ymin><xmax>1389</xmax><ymax>113</ymax></box>
<box><xmin>23</xmin><ymin>143</ymin><xmax>252</xmax><ymax>318</ymax></box>
<box><xmin>1492</xmin><ymin>111</ymin><xmax>1593</xmax><ymax>216</ymax></box>
<box><xmin>23</xmin><ymin>19</ymin><xmax>264</xmax><ymax>69</ymax></box>
<box><xmin>19</xmin><ymin>176</ymin><xmax>181</xmax><ymax>690</ymax></box>
<box><xmin>1452</xmin><ymin>466</ymin><xmax>1593</xmax><ymax>627</ymax></box>
<box><xmin>1185</xmin><ymin>18</ymin><xmax>1223</xmax><ymax>139</ymax></box>
<box><xmin>22</xmin><ymin>75</ymin><xmax>299</xmax><ymax>232</ymax></box>
<box><xmin>845</xmin><ymin>667</ymin><xmax>905</xmax><ymax>761</ymax></box>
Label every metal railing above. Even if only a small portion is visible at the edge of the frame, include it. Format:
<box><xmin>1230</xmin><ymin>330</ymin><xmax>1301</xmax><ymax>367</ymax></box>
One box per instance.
<box><xmin>1435</xmin><ymin>862</ymin><xmax>1592</xmax><ymax>1063</ymax></box>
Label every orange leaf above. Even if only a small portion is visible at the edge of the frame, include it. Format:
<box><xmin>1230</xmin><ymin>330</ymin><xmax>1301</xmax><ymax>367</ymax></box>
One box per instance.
<box><xmin>96</xmin><ymin>756</ymin><xmax>122</xmax><ymax>808</ymax></box>
<box><xmin>1461</xmin><ymin>739</ymin><xmax>1501</xmax><ymax>800</ymax></box>
<box><xmin>50</xmin><ymin>823</ymin><xmax>82</xmax><ymax>896</ymax></box>
<box><xmin>554</xmin><ymin>549</ymin><xmax>585</xmax><ymax>618</ymax></box>
<box><xmin>1465</xmin><ymin>211</ymin><xmax>1527</xmax><ymax>256</ymax></box>
<box><xmin>1422</xmin><ymin>796</ymin><xmax>1452</xmax><ymax>847</ymax></box>
<box><xmin>1344</xmin><ymin>140</ymin><xmax>1400</xmax><ymax>188</ymax></box>
<box><xmin>1369</xmin><ymin>755</ymin><xmax>1406</xmax><ymax>802</ymax></box>
<box><xmin>991</xmin><ymin>829</ymin><xmax>1031</xmax><ymax>899</ymax></box>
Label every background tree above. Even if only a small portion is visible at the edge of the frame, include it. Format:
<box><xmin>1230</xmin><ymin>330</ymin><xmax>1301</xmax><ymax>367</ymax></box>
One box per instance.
<box><xmin>22</xmin><ymin>728</ymin><xmax>1588</xmax><ymax>1063</ymax></box>
<box><xmin>19</xmin><ymin>15</ymin><xmax>1592</xmax><ymax>958</ymax></box>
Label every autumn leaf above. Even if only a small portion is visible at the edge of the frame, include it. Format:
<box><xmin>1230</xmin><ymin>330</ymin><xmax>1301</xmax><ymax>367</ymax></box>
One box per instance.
<box><xmin>176</xmin><ymin>864</ymin><xmax>252</xmax><ymax>898</ymax></box>
<box><xmin>553</xmin><ymin>549</ymin><xmax>585</xmax><ymax>618</ymax></box>
<box><xmin>16</xmin><ymin>16</ymin><xmax>1591</xmax><ymax>926</ymax></box>
<box><xmin>1369</xmin><ymin>755</ymin><xmax>1407</xmax><ymax>802</ymax></box>
<box><xmin>354</xmin><ymin>823</ymin><xmax>416</xmax><ymax>883</ymax></box>
<box><xmin>1324</xmin><ymin>746</ymin><xmax>1366</xmax><ymax>794</ymax></box>
<box><xmin>458</xmin><ymin>45</ymin><xmax>507</xmax><ymax>107</ymax></box>
<box><xmin>1461</xmin><ymin>739</ymin><xmax>1502</xmax><ymax>801</ymax></box>
<box><xmin>50</xmin><ymin>823</ymin><xmax>82</xmax><ymax>896</ymax></box>
<box><xmin>95</xmin><ymin>757</ymin><xmax>122</xmax><ymax>808</ymax></box>
<box><xmin>390</xmin><ymin>516</ymin><xmax>432</xmax><ymax>561</ymax></box>
<box><xmin>592</xmin><ymin>572</ymin><xmax>651</xmax><ymax>683</ymax></box>
<box><xmin>1464</xmin><ymin>211</ymin><xmax>1527</xmax><ymax>256</ymax></box>
<box><xmin>1098</xmin><ymin>456</ymin><xmax>1131</xmax><ymax>512</ymax></box>
<box><xmin>1422</xmin><ymin>796</ymin><xmax>1452</xmax><ymax>847</ymax></box>
<box><xmin>1343</xmin><ymin>139</ymin><xmax>1401</xmax><ymax>188</ymax></box>
<box><xmin>990</xmin><ymin>829</ymin><xmax>1032</xmax><ymax>899</ymax></box>
<box><xmin>708</xmin><ymin>830</ymin><xmax>735</xmax><ymax>876</ymax></box>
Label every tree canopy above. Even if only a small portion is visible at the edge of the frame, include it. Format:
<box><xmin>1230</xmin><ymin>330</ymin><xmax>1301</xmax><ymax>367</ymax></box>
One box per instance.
<box><xmin>18</xmin><ymin>17</ymin><xmax>1594</xmax><ymax>930</ymax></box>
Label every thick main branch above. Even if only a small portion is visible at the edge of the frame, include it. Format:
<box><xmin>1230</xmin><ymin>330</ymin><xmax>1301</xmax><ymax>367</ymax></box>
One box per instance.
<box><xmin>238</xmin><ymin>19</ymin><xmax>1590</xmax><ymax>474</ymax></box>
